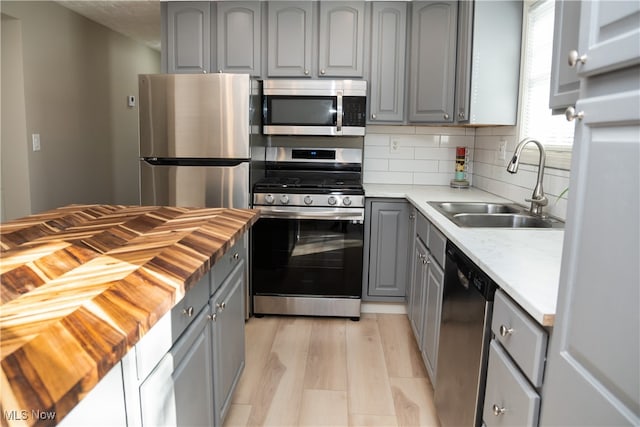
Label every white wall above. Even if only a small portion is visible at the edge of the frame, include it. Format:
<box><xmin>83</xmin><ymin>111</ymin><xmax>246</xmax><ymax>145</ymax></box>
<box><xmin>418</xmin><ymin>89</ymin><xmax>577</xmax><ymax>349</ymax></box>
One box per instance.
<box><xmin>0</xmin><ymin>1</ymin><xmax>160</xmax><ymax>217</ymax></box>
<box><xmin>364</xmin><ymin>125</ymin><xmax>571</xmax><ymax>220</ymax></box>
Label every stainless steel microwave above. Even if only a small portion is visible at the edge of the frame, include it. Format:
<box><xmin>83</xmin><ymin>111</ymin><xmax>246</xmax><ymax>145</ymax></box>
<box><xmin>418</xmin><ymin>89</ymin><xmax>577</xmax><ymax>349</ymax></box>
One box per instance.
<box><xmin>262</xmin><ymin>79</ymin><xmax>367</xmax><ymax>136</ymax></box>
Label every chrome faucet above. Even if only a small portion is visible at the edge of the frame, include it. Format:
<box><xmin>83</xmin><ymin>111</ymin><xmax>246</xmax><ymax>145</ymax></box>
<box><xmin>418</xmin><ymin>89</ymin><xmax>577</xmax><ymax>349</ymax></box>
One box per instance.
<box><xmin>507</xmin><ymin>138</ymin><xmax>548</xmax><ymax>216</ymax></box>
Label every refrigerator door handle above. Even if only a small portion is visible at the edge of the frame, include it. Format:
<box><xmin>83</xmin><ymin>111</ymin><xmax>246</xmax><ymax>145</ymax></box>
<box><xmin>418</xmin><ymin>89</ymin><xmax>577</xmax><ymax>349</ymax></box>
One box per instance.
<box><xmin>142</xmin><ymin>157</ymin><xmax>248</xmax><ymax>167</ymax></box>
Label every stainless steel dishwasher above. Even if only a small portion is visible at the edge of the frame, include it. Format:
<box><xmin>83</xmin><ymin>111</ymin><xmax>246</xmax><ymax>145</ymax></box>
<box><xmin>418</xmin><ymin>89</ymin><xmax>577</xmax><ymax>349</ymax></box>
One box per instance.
<box><xmin>435</xmin><ymin>241</ymin><xmax>498</xmax><ymax>427</ymax></box>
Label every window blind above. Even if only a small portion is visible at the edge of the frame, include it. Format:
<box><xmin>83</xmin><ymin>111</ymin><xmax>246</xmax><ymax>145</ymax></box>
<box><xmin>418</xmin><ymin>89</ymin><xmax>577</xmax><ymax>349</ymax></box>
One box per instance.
<box><xmin>520</xmin><ymin>0</ymin><xmax>575</xmax><ymax>147</ymax></box>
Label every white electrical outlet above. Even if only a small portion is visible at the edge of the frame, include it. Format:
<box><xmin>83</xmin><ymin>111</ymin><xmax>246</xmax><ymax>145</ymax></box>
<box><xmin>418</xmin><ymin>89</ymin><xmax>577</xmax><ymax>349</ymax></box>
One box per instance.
<box><xmin>498</xmin><ymin>139</ymin><xmax>507</xmax><ymax>160</ymax></box>
<box><xmin>32</xmin><ymin>134</ymin><xmax>41</xmax><ymax>152</ymax></box>
<box><xmin>391</xmin><ymin>140</ymin><xmax>399</xmax><ymax>151</ymax></box>
<box><xmin>127</xmin><ymin>95</ymin><xmax>136</xmax><ymax>108</ymax></box>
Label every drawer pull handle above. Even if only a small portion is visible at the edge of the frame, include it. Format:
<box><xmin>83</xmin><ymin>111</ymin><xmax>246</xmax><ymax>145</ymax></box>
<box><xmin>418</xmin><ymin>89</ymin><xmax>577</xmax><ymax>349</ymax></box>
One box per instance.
<box><xmin>183</xmin><ymin>306</ymin><xmax>194</xmax><ymax>317</ymax></box>
<box><xmin>499</xmin><ymin>325</ymin><xmax>513</xmax><ymax>337</ymax></box>
<box><xmin>492</xmin><ymin>404</ymin><xmax>506</xmax><ymax>416</ymax></box>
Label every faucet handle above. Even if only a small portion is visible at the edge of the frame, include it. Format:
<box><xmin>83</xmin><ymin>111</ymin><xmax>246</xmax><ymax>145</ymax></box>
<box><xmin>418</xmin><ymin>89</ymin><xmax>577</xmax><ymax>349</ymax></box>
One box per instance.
<box><xmin>526</xmin><ymin>196</ymin><xmax>548</xmax><ymax>206</ymax></box>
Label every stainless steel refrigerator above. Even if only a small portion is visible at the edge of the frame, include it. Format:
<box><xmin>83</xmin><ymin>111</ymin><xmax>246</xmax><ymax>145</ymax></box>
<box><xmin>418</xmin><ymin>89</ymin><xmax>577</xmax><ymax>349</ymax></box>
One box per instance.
<box><xmin>138</xmin><ymin>73</ymin><xmax>253</xmax><ymax>209</ymax></box>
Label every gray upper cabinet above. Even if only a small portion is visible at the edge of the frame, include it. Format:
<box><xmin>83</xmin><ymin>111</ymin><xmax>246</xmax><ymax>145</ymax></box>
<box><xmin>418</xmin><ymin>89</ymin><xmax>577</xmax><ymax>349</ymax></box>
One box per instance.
<box><xmin>318</xmin><ymin>2</ymin><xmax>366</xmax><ymax>77</ymax></box>
<box><xmin>454</xmin><ymin>0</ymin><xmax>522</xmax><ymax>125</ymax></box>
<box><xmin>408</xmin><ymin>1</ymin><xmax>458</xmax><ymax>123</ymax></box>
<box><xmin>166</xmin><ymin>2</ymin><xmax>211</xmax><ymax>73</ymax></box>
<box><xmin>540</xmin><ymin>1</ymin><xmax>640</xmax><ymax>426</ymax></box>
<box><xmin>215</xmin><ymin>2</ymin><xmax>262</xmax><ymax>76</ymax></box>
<box><xmin>549</xmin><ymin>0</ymin><xmax>581</xmax><ymax>113</ymax></box>
<box><xmin>267</xmin><ymin>1</ymin><xmax>314</xmax><ymax>77</ymax></box>
<box><xmin>369</xmin><ymin>2</ymin><xmax>407</xmax><ymax>123</ymax></box>
<box><xmin>454</xmin><ymin>0</ymin><xmax>473</xmax><ymax>122</ymax></box>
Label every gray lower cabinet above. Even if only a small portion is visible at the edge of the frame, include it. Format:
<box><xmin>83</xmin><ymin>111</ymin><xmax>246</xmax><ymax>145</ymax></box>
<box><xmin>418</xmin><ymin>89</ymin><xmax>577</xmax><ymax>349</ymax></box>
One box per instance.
<box><xmin>267</xmin><ymin>1</ymin><xmax>314</xmax><ymax>77</ymax></box>
<box><xmin>363</xmin><ymin>199</ymin><xmax>411</xmax><ymax>301</ymax></box>
<box><xmin>139</xmin><ymin>307</ymin><xmax>214</xmax><ymax>427</ymax></box>
<box><xmin>483</xmin><ymin>289</ymin><xmax>548</xmax><ymax>426</ymax></box>
<box><xmin>408</xmin><ymin>235</ymin><xmax>428</xmax><ymax>347</ymax></box>
<box><xmin>408</xmin><ymin>1</ymin><xmax>457</xmax><ymax>123</ymax></box>
<box><xmin>165</xmin><ymin>2</ymin><xmax>211</xmax><ymax>73</ymax></box>
<box><xmin>210</xmin><ymin>259</ymin><xmax>246</xmax><ymax>427</ymax></box>
<box><xmin>121</xmin><ymin>240</ymin><xmax>248</xmax><ymax>427</ymax></box>
<box><xmin>421</xmin><ymin>254</ymin><xmax>443</xmax><ymax>384</ymax></box>
<box><xmin>406</xmin><ymin>211</ymin><xmax>444</xmax><ymax>385</ymax></box>
<box><xmin>369</xmin><ymin>2</ymin><xmax>407</xmax><ymax>123</ymax></box>
<box><xmin>214</xmin><ymin>2</ymin><xmax>262</xmax><ymax>76</ymax></box>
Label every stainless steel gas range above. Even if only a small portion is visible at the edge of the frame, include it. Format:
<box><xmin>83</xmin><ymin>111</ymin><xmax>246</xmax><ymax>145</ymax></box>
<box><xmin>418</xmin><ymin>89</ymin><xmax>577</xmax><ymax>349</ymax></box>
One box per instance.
<box><xmin>251</xmin><ymin>146</ymin><xmax>364</xmax><ymax>319</ymax></box>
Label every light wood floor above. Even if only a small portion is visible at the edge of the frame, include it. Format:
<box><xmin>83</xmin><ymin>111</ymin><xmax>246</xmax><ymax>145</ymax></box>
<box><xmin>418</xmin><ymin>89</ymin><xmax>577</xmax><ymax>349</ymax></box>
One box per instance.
<box><xmin>223</xmin><ymin>314</ymin><xmax>441</xmax><ymax>427</ymax></box>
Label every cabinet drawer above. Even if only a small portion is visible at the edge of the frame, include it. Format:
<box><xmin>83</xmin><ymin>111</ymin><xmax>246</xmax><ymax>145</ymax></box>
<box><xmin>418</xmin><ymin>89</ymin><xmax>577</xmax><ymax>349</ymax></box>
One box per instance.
<box><xmin>427</xmin><ymin>224</ymin><xmax>446</xmax><ymax>268</ymax></box>
<box><xmin>211</xmin><ymin>237</ymin><xmax>246</xmax><ymax>296</ymax></box>
<box><xmin>135</xmin><ymin>271</ymin><xmax>210</xmax><ymax>380</ymax></box>
<box><xmin>416</xmin><ymin>212</ymin><xmax>430</xmax><ymax>244</ymax></box>
<box><xmin>492</xmin><ymin>289</ymin><xmax>547</xmax><ymax>387</ymax></box>
<box><xmin>484</xmin><ymin>340</ymin><xmax>540</xmax><ymax>427</ymax></box>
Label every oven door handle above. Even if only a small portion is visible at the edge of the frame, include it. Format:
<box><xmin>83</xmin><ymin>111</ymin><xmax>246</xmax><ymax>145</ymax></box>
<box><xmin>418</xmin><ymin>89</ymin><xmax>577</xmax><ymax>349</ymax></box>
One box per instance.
<box><xmin>256</xmin><ymin>207</ymin><xmax>364</xmax><ymax>222</ymax></box>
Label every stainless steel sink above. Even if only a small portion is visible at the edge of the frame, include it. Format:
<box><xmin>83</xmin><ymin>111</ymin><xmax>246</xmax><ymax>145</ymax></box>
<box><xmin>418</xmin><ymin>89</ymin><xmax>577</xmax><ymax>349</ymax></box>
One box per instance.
<box><xmin>436</xmin><ymin>202</ymin><xmax>521</xmax><ymax>214</ymax></box>
<box><xmin>429</xmin><ymin>202</ymin><xmax>564</xmax><ymax>229</ymax></box>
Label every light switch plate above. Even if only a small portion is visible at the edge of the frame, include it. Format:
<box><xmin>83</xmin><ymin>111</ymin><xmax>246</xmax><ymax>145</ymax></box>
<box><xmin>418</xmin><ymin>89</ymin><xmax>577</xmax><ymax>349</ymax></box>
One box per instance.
<box><xmin>127</xmin><ymin>95</ymin><xmax>136</xmax><ymax>108</ymax></box>
<box><xmin>32</xmin><ymin>133</ymin><xmax>41</xmax><ymax>151</ymax></box>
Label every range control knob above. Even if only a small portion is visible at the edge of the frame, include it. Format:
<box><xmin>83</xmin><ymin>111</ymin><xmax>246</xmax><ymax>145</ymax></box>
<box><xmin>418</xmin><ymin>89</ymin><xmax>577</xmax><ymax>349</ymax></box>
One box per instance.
<box><xmin>343</xmin><ymin>196</ymin><xmax>352</xmax><ymax>206</ymax></box>
<box><xmin>264</xmin><ymin>194</ymin><xmax>275</xmax><ymax>204</ymax></box>
<box><xmin>328</xmin><ymin>196</ymin><xmax>338</xmax><ymax>206</ymax></box>
<box><xmin>304</xmin><ymin>196</ymin><xmax>313</xmax><ymax>205</ymax></box>
<box><xmin>280</xmin><ymin>194</ymin><xmax>290</xmax><ymax>205</ymax></box>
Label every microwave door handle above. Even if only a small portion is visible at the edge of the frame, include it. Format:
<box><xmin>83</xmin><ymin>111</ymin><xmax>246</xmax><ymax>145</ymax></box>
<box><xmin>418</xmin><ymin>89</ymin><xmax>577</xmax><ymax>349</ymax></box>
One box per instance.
<box><xmin>336</xmin><ymin>90</ymin><xmax>343</xmax><ymax>133</ymax></box>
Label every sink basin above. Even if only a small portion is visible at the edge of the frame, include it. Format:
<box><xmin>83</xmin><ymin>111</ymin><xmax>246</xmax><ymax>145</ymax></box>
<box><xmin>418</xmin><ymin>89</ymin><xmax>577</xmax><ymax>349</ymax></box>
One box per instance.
<box><xmin>452</xmin><ymin>213</ymin><xmax>562</xmax><ymax>228</ymax></box>
<box><xmin>436</xmin><ymin>202</ymin><xmax>521</xmax><ymax>214</ymax></box>
<box><xmin>428</xmin><ymin>202</ymin><xmax>564</xmax><ymax>229</ymax></box>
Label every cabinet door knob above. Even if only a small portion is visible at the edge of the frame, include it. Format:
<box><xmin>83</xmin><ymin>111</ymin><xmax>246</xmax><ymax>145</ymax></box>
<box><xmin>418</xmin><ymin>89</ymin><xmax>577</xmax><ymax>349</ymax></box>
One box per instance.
<box><xmin>409</xmin><ymin>213</ymin><xmax>416</xmax><ymax>220</ymax></box>
<box><xmin>207</xmin><ymin>313</ymin><xmax>217</xmax><ymax>322</ymax></box>
<box><xmin>217</xmin><ymin>301</ymin><xmax>226</xmax><ymax>311</ymax></box>
<box><xmin>564</xmin><ymin>106</ymin><xmax>584</xmax><ymax>122</ymax></box>
<box><xmin>218</xmin><ymin>69</ymin><xmax>223</xmax><ymax>73</ymax></box>
<box><xmin>320</xmin><ymin>69</ymin><xmax>326</xmax><ymax>75</ymax></box>
<box><xmin>568</xmin><ymin>50</ymin><xmax>587</xmax><ymax>67</ymax></box>
<box><xmin>233</xmin><ymin>253</ymin><xmax>240</xmax><ymax>261</ymax></box>
<box><xmin>183</xmin><ymin>306</ymin><xmax>194</xmax><ymax>317</ymax></box>
<box><xmin>202</xmin><ymin>70</ymin><xmax>207</xmax><ymax>74</ymax></box>
<box><xmin>492</xmin><ymin>404</ymin><xmax>506</xmax><ymax>416</ymax></box>
<box><xmin>304</xmin><ymin>69</ymin><xmax>310</xmax><ymax>75</ymax></box>
<box><xmin>458</xmin><ymin>112</ymin><xmax>465</xmax><ymax>119</ymax></box>
<box><xmin>444</xmin><ymin>113</ymin><xmax>450</xmax><ymax>120</ymax></box>
<box><xmin>499</xmin><ymin>324</ymin><xmax>513</xmax><ymax>337</ymax></box>
<box><xmin>371</xmin><ymin>113</ymin><xmax>377</xmax><ymax>120</ymax></box>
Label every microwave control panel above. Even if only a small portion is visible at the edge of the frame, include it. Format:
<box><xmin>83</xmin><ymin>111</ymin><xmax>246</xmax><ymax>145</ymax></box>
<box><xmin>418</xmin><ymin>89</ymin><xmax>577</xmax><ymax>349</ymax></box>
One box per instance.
<box><xmin>343</xmin><ymin>97</ymin><xmax>367</xmax><ymax>127</ymax></box>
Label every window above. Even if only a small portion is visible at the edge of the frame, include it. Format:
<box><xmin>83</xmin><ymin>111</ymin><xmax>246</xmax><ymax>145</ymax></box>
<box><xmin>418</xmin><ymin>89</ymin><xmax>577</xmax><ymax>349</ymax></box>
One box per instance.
<box><xmin>518</xmin><ymin>0</ymin><xmax>575</xmax><ymax>169</ymax></box>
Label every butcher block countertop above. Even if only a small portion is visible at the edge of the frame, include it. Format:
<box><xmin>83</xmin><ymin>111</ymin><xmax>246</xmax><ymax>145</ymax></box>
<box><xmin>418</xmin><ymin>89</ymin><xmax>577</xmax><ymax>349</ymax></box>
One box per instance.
<box><xmin>0</xmin><ymin>204</ymin><xmax>259</xmax><ymax>426</ymax></box>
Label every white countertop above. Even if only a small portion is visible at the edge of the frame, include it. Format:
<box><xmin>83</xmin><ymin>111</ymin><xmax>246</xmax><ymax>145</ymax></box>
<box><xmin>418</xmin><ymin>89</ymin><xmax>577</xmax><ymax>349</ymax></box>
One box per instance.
<box><xmin>364</xmin><ymin>184</ymin><xmax>563</xmax><ymax>327</ymax></box>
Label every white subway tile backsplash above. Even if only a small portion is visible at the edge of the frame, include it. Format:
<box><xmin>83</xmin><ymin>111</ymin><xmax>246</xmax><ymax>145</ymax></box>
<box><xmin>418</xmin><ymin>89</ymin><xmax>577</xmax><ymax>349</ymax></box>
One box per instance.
<box><xmin>364</xmin><ymin>170</ymin><xmax>413</xmax><ymax>185</ymax></box>
<box><xmin>364</xmin><ymin>134</ymin><xmax>390</xmax><ymax>146</ymax></box>
<box><xmin>389</xmin><ymin>159</ymin><xmax>439</xmax><ymax>173</ymax></box>
<box><xmin>363</xmin><ymin>158</ymin><xmax>389</xmax><ymax>171</ymax></box>
<box><xmin>415</xmin><ymin>147</ymin><xmax>455</xmax><ymax>161</ymax></box>
<box><xmin>362</xmin><ymin>125</ymin><xmax>570</xmax><ymax>220</ymax></box>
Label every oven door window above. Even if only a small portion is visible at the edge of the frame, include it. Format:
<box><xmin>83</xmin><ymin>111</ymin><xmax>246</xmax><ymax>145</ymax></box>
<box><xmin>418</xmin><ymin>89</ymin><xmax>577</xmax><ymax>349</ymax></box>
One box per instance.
<box><xmin>264</xmin><ymin>96</ymin><xmax>337</xmax><ymax>126</ymax></box>
<box><xmin>252</xmin><ymin>218</ymin><xmax>363</xmax><ymax>297</ymax></box>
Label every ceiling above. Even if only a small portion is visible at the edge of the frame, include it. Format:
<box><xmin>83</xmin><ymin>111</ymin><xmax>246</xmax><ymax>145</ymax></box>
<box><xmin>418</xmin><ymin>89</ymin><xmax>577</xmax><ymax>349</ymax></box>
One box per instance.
<box><xmin>56</xmin><ymin>0</ymin><xmax>161</xmax><ymax>51</ymax></box>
